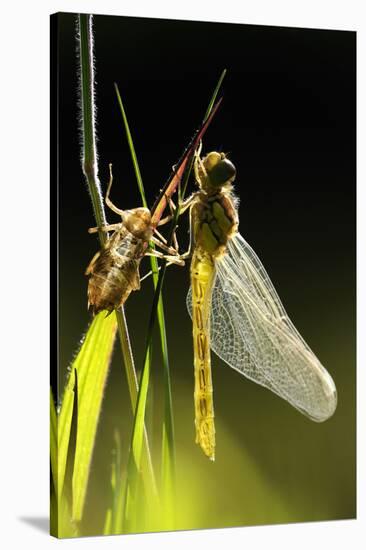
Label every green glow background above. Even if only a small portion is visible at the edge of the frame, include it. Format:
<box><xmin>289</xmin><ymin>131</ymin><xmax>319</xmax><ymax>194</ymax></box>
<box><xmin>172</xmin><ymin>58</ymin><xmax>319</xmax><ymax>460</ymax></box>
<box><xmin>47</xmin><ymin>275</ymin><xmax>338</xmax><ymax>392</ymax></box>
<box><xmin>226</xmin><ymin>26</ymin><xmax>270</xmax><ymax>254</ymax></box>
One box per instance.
<box><xmin>55</xmin><ymin>13</ymin><xmax>356</xmax><ymax>536</ymax></box>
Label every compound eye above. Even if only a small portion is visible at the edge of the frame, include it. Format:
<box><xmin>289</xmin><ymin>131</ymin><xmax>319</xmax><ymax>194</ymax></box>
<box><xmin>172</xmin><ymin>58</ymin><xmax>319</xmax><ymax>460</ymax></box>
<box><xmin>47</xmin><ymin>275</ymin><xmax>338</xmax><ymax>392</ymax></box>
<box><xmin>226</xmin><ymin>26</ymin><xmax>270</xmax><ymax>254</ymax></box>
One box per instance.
<box><xmin>208</xmin><ymin>158</ymin><xmax>236</xmax><ymax>187</ymax></box>
<box><xmin>203</xmin><ymin>152</ymin><xmax>222</xmax><ymax>172</ymax></box>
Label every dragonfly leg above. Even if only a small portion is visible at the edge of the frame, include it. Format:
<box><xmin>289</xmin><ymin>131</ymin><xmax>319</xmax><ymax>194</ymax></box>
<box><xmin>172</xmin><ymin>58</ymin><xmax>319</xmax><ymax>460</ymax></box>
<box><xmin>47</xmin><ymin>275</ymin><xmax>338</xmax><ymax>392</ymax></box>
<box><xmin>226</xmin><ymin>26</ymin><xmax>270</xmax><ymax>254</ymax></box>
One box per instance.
<box><xmin>154</xmin><ymin>189</ymin><xmax>197</xmax><ymax>263</ymax></box>
<box><xmin>140</xmin><ymin>268</ymin><xmax>157</xmax><ymax>283</ymax></box>
<box><xmin>157</xmin><ymin>196</ymin><xmax>175</xmax><ymax>226</ymax></box>
<box><xmin>155</xmin><ymin>226</ymin><xmax>180</xmax><ymax>254</ymax></box>
<box><xmin>157</xmin><ymin>214</ymin><xmax>172</xmax><ymax>227</ymax></box>
<box><xmin>157</xmin><ymin>194</ymin><xmax>197</xmax><ymax>260</ymax></box>
<box><xmin>153</xmin><ymin>227</ymin><xmax>168</xmax><ymax>244</ymax></box>
<box><xmin>179</xmin><ymin>194</ymin><xmax>197</xmax><ymax>214</ymax></box>
<box><xmin>150</xmin><ymin>235</ymin><xmax>180</xmax><ymax>256</ymax></box>
<box><xmin>177</xmin><ymin>204</ymin><xmax>194</xmax><ymax>260</ymax></box>
<box><xmin>157</xmin><ymin>194</ymin><xmax>195</xmax><ymax>226</ymax></box>
<box><xmin>172</xmin><ymin>227</ymin><xmax>179</xmax><ymax>252</ymax></box>
<box><xmin>105</xmin><ymin>163</ymin><xmax>126</xmax><ymax>217</ymax></box>
<box><xmin>85</xmin><ymin>250</ymin><xmax>101</xmax><ymax>275</ymax></box>
<box><xmin>140</xmin><ymin>259</ymin><xmax>179</xmax><ymax>283</ymax></box>
<box><xmin>196</xmin><ymin>139</ymin><xmax>203</xmax><ymax>158</ymax></box>
<box><xmin>152</xmin><ymin>200</ymin><xmax>182</xmax><ymax>252</ymax></box>
<box><xmin>155</xmin><ymin>195</ymin><xmax>182</xmax><ymax>252</ymax></box>
<box><xmin>167</xmin><ymin>194</ymin><xmax>177</xmax><ymax>214</ymax></box>
<box><xmin>88</xmin><ymin>222</ymin><xmax>122</xmax><ymax>234</ymax></box>
<box><xmin>145</xmin><ymin>250</ymin><xmax>185</xmax><ymax>266</ymax></box>
<box><xmin>194</xmin><ymin>144</ymin><xmax>207</xmax><ymax>187</ymax></box>
<box><xmin>154</xmin><ymin>217</ymin><xmax>183</xmax><ymax>255</ymax></box>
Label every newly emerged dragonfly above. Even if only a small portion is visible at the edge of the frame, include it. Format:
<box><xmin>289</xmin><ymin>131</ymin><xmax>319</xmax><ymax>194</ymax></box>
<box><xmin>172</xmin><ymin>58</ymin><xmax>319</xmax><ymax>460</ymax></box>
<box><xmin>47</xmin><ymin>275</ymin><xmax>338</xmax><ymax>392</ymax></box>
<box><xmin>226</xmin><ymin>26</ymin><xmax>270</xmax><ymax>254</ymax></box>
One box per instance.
<box><xmin>185</xmin><ymin>149</ymin><xmax>337</xmax><ymax>460</ymax></box>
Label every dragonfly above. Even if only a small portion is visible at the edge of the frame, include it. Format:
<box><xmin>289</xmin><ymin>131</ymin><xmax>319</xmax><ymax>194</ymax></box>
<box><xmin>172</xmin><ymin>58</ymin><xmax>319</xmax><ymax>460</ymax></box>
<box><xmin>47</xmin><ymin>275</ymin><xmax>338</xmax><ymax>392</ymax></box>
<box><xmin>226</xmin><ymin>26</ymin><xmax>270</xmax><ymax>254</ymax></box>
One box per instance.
<box><xmin>85</xmin><ymin>101</ymin><xmax>222</xmax><ymax>315</ymax></box>
<box><xmin>184</xmin><ymin>148</ymin><xmax>337</xmax><ymax>461</ymax></box>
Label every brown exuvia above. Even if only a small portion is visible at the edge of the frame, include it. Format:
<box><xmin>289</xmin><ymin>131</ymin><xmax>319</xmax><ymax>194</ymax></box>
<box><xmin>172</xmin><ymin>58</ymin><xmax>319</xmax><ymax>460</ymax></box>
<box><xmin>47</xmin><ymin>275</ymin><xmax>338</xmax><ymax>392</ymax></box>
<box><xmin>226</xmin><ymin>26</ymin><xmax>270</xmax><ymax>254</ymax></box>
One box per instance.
<box><xmin>85</xmin><ymin>165</ymin><xmax>184</xmax><ymax>315</ymax></box>
<box><xmin>86</xmin><ymin>208</ymin><xmax>154</xmax><ymax>314</ymax></box>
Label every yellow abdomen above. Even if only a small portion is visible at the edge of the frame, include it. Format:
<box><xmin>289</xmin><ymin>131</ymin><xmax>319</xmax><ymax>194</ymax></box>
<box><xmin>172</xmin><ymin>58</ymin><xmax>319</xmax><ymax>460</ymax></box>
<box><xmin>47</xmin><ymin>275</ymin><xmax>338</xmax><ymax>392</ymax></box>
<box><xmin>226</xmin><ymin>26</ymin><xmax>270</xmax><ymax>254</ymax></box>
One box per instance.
<box><xmin>191</xmin><ymin>248</ymin><xmax>216</xmax><ymax>460</ymax></box>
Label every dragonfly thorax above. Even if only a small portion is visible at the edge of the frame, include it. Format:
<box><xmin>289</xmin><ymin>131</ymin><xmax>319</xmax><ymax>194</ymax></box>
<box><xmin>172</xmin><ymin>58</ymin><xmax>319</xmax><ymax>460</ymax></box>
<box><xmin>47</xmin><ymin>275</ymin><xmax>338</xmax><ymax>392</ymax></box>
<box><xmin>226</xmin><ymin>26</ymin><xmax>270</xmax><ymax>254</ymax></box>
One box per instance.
<box><xmin>192</xmin><ymin>194</ymin><xmax>238</xmax><ymax>257</ymax></box>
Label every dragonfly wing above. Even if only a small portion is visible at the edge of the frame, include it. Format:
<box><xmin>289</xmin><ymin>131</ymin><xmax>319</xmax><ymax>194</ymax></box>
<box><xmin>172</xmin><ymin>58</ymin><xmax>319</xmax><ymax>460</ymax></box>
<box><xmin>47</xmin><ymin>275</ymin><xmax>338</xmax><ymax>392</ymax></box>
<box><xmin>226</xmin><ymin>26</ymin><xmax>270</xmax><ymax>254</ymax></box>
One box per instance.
<box><xmin>187</xmin><ymin>233</ymin><xmax>337</xmax><ymax>422</ymax></box>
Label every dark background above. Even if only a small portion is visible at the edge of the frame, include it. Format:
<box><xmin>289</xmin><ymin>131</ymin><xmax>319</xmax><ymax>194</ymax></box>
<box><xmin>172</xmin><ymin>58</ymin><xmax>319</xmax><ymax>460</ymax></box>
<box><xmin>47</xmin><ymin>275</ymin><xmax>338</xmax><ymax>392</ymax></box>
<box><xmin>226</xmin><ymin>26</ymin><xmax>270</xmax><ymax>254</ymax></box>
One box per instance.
<box><xmin>53</xmin><ymin>12</ymin><xmax>356</xmax><ymax>535</ymax></box>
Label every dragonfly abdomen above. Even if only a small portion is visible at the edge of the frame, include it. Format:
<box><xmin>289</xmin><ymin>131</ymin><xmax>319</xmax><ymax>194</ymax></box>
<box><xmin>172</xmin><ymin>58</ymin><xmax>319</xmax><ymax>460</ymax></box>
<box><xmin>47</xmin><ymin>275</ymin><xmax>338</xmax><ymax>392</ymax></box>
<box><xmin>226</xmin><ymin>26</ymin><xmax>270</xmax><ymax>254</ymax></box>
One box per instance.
<box><xmin>191</xmin><ymin>248</ymin><xmax>216</xmax><ymax>460</ymax></box>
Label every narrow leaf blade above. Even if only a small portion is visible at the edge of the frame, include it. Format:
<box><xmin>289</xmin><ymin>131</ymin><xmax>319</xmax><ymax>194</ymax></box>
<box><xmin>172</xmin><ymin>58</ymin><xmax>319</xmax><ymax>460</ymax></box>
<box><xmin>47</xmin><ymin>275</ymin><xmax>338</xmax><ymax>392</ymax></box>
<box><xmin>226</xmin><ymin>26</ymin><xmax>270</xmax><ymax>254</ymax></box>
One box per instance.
<box><xmin>58</xmin><ymin>311</ymin><xmax>117</xmax><ymax>521</ymax></box>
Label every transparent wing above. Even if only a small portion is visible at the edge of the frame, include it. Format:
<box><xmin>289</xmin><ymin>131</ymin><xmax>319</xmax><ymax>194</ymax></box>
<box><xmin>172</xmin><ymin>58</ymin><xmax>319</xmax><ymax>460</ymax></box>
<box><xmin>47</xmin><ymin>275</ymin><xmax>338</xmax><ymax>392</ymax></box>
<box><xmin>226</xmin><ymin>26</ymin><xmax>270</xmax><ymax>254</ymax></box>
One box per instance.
<box><xmin>187</xmin><ymin>233</ymin><xmax>337</xmax><ymax>422</ymax></box>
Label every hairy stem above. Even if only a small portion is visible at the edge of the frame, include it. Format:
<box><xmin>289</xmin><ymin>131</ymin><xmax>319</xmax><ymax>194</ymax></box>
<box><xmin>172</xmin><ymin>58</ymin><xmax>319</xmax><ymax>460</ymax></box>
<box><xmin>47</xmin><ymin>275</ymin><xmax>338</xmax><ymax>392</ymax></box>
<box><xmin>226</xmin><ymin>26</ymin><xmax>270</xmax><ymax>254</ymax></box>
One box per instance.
<box><xmin>78</xmin><ymin>13</ymin><xmax>157</xmax><ymax>496</ymax></box>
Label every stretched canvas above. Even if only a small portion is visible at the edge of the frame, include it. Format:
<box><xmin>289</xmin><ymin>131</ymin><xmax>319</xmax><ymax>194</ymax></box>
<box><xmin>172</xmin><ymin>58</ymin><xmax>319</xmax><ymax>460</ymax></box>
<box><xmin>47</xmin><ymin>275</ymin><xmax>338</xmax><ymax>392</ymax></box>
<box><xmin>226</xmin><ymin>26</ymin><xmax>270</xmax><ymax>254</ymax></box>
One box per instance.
<box><xmin>50</xmin><ymin>12</ymin><xmax>356</xmax><ymax>538</ymax></box>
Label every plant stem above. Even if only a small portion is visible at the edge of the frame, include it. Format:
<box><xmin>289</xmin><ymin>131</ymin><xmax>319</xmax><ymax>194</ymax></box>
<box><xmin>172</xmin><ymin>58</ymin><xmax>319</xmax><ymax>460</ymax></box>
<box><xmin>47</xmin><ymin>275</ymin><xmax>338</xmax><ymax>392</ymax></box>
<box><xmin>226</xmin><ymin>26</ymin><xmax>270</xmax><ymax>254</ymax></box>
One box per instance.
<box><xmin>78</xmin><ymin>13</ymin><xmax>157</xmax><ymax>498</ymax></box>
<box><xmin>78</xmin><ymin>14</ymin><xmax>106</xmax><ymax>245</ymax></box>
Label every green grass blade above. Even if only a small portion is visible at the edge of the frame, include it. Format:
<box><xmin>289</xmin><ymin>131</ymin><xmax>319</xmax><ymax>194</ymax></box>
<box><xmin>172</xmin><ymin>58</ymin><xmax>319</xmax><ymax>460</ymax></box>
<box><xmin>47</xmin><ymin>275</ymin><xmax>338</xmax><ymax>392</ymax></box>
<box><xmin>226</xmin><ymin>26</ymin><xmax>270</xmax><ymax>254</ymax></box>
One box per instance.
<box><xmin>158</xmin><ymin>304</ymin><xmax>175</xmax><ymax>521</ymax></box>
<box><xmin>114</xmin><ymin>83</ymin><xmax>147</xmax><ymax>208</ymax></box>
<box><xmin>114</xmin><ymin>84</ymin><xmax>174</xmax><ymax>525</ymax></box>
<box><xmin>62</xmin><ymin>369</ymin><xmax>78</xmax><ymax>511</ymax></box>
<box><xmin>204</xmin><ymin>69</ymin><xmax>226</xmax><ymax>122</ymax></box>
<box><xmin>57</xmin><ymin>377</ymin><xmax>75</xmax><ymax>508</ymax></box>
<box><xmin>58</xmin><ymin>496</ymin><xmax>80</xmax><ymax>538</ymax></box>
<box><xmin>103</xmin><ymin>429</ymin><xmax>123</xmax><ymax>535</ymax></box>
<box><xmin>111</xmin><ymin>430</ymin><xmax>125</xmax><ymax>533</ymax></box>
<box><xmin>115</xmin><ymin>311</ymin><xmax>157</xmax><ymax>500</ymax></box>
<box><xmin>50</xmin><ymin>389</ymin><xmax>58</xmax><ymax>498</ymax></box>
<box><xmin>122</xmin><ymin>257</ymin><xmax>174</xmax><ymax>531</ymax></box>
<box><xmin>103</xmin><ymin>509</ymin><xmax>112</xmax><ymax>536</ymax></box>
<box><xmin>72</xmin><ymin>312</ymin><xmax>117</xmax><ymax>520</ymax></box>
<box><xmin>58</xmin><ymin>312</ymin><xmax>117</xmax><ymax>521</ymax></box>
<box><xmin>123</xmin><ymin>348</ymin><xmax>155</xmax><ymax>532</ymax></box>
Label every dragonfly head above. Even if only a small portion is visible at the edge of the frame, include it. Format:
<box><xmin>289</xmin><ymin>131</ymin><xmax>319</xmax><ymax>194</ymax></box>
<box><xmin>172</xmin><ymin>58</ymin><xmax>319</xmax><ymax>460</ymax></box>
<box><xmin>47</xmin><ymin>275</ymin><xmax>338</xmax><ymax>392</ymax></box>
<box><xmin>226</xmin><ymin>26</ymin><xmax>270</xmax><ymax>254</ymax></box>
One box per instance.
<box><xmin>197</xmin><ymin>152</ymin><xmax>236</xmax><ymax>193</ymax></box>
<box><xmin>124</xmin><ymin>207</ymin><xmax>153</xmax><ymax>240</ymax></box>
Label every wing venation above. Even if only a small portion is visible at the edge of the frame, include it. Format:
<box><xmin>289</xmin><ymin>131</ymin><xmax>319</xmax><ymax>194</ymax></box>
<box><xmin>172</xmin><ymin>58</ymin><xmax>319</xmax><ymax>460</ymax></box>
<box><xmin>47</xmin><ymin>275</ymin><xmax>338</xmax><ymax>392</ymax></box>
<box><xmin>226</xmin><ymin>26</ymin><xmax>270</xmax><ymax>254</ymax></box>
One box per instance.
<box><xmin>187</xmin><ymin>232</ymin><xmax>337</xmax><ymax>421</ymax></box>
